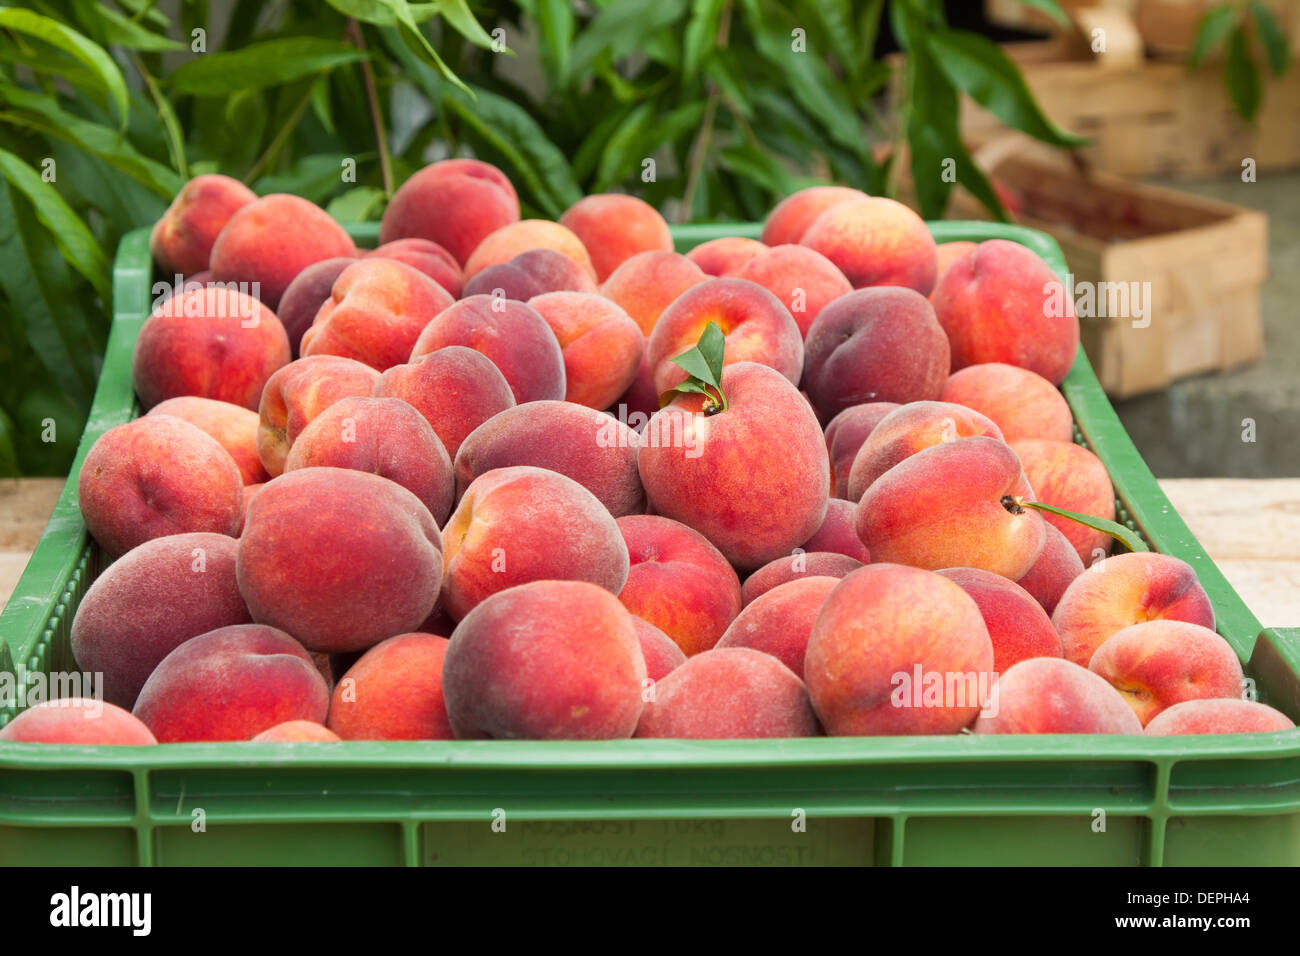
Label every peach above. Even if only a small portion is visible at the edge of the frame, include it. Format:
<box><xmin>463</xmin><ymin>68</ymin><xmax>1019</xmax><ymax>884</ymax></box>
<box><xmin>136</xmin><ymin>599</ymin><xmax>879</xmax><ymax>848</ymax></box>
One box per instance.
<box><xmin>300</xmin><ymin>257</ymin><xmax>455</xmax><ymax>372</ymax></box>
<box><xmin>684</xmin><ymin>236</ymin><xmax>768</xmax><ymax>276</ymax></box>
<box><xmin>639</xmin><ymin>362</ymin><xmax>829</xmax><ymax>570</ymax></box>
<box><xmin>560</xmin><ymin>193</ymin><xmax>673</xmax><ymax>282</ymax></box>
<box><xmin>256</xmin><ymin>355</ymin><xmax>381</xmax><ymax>477</ymax></box>
<box><xmin>440</xmin><ymin>466</ymin><xmax>629</xmax><ymax>620</ymax></box>
<box><xmin>760</xmin><ymin>185</ymin><xmax>868</xmax><ymax>247</ymax></box>
<box><xmin>632</xmin><ymin>617</ymin><xmax>687</xmax><ymax>681</ymax></box>
<box><xmin>132</xmin><ymin>285</ymin><xmax>290</xmax><ymax>411</ymax></box>
<box><xmin>1012</xmin><ymin>438</ymin><xmax>1116</xmax><ymax>565</ymax></box>
<box><xmin>366</xmin><ymin>237</ymin><xmax>462</xmax><ymax>297</ymax></box>
<box><xmin>940</xmin><ymin>363</ymin><xmax>1073</xmax><ymax>444</ymax></box>
<box><xmin>802</xmin><ymin>287</ymin><xmax>950</xmax><ymax>422</ymax></box>
<box><xmin>933</xmin><ymin>241</ymin><xmax>977</xmax><ymax>292</ymax></box>
<box><xmin>824</xmin><ymin>402</ymin><xmax>900</xmax><ymax>499</ymax></box>
<box><xmin>409</xmin><ymin>295</ymin><xmax>566</xmax><ymax>404</ymax></box>
<box><xmin>1145</xmin><ymin>698</ymin><xmax>1294</xmax><ymax>736</ymax></box>
<box><xmin>378</xmin><ymin>158</ymin><xmax>520</xmax><ymax>266</ymax></box>
<box><xmin>846</xmin><ymin>402</ymin><xmax>1004</xmax><ymax>503</ymax></box>
<box><xmin>462</xmin><ymin>219</ymin><xmax>595</xmax><ymax>282</ymax></box>
<box><xmin>800</xmin><ymin>498</ymin><xmax>871</xmax><ymax>564</ymax></box>
<box><xmin>236</xmin><ymin>482</ymin><xmax>264</xmax><ymax>537</ymax></box>
<box><xmin>462</xmin><ymin>247</ymin><xmax>598</xmax><ymax>300</ymax></box>
<box><xmin>1015</xmin><ymin>522</ymin><xmax>1085</xmax><ymax>615</ymax></box>
<box><xmin>973</xmin><ymin>657</ymin><xmax>1143</xmax><ymax>734</ymax></box>
<box><xmin>615</xmin><ymin>515</ymin><xmax>742</xmax><ymax>657</ymax></box>
<box><xmin>442</xmin><ymin>580</ymin><xmax>646</xmax><ymax>740</ymax></box>
<box><xmin>148</xmin><ymin>397</ymin><xmax>268</xmax><ymax>485</ymax></box>
<box><xmin>454</xmin><ymin>401</ymin><xmax>644</xmax><ymax>517</ymax></box>
<box><xmin>741</xmin><ymin>551</ymin><xmax>863</xmax><ymax>606</ymax></box>
<box><xmin>856</xmin><ymin>436</ymin><xmax>1045</xmax><ymax>580</ymax></box>
<box><xmin>209</xmin><ymin>193</ymin><xmax>357</xmax><ymax>309</ymax></box>
<box><xmin>599</xmin><ymin>250</ymin><xmax>708</xmax><ymax>337</ymax></box>
<box><xmin>732</xmin><ymin>244</ymin><xmax>852</xmax><ymax>338</ymax></box>
<box><xmin>717</xmin><ymin>576</ymin><xmax>839</xmax><ymax>680</ymax></box>
<box><xmin>1052</xmin><ymin>552</ymin><xmax>1216</xmax><ymax>667</ymax></box>
<box><xmin>931</xmin><ymin>239</ymin><xmax>1079</xmax><ymax>385</ymax></box>
<box><xmin>283</xmin><ymin>396</ymin><xmax>455</xmax><ymax>525</ymax></box>
<box><xmin>251</xmin><ymin>721</ymin><xmax>341</xmax><ymax>742</ymax></box>
<box><xmin>636</xmin><ymin>647</ymin><xmax>818</xmax><ymax>739</ymax></box>
<box><xmin>0</xmin><ymin>699</ymin><xmax>157</xmax><ymax>746</ymax></box>
<box><xmin>132</xmin><ymin>624</ymin><xmax>330</xmax><ymax>742</ymax></box>
<box><xmin>801</xmin><ymin>197</ymin><xmax>937</xmax><ymax>294</ymax></box>
<box><xmin>935</xmin><ymin>567</ymin><xmax>1062</xmax><ymax>675</ymax></box>
<box><xmin>1089</xmin><ymin>620</ymin><xmax>1244</xmax><ymax>726</ymax></box>
<box><xmin>646</xmin><ymin>278</ymin><xmax>803</xmax><ymax>395</ymax></box>
<box><xmin>327</xmin><ymin>633</ymin><xmax>453</xmax><ymax>740</ymax></box>
<box><xmin>527</xmin><ymin>292</ymin><xmax>643</xmax><ymax>409</ymax></box>
<box><xmin>375</xmin><ymin>346</ymin><xmax>516</xmax><ymax>460</ymax></box>
<box><xmin>150</xmin><ymin>174</ymin><xmax>257</xmax><ymax>277</ymax></box>
<box><xmin>79</xmin><ymin>416</ymin><xmax>243</xmax><ymax>556</ymax></box>
<box><xmin>805</xmin><ymin>564</ymin><xmax>993</xmax><ymax>735</ymax></box>
<box><xmin>274</xmin><ymin>257</ymin><xmax>357</xmax><ymax>357</ymax></box>
<box><xmin>70</xmin><ymin>532</ymin><xmax>251</xmax><ymax>708</ymax></box>
<box><xmin>237</xmin><ymin>468</ymin><xmax>444</xmax><ymax>652</ymax></box>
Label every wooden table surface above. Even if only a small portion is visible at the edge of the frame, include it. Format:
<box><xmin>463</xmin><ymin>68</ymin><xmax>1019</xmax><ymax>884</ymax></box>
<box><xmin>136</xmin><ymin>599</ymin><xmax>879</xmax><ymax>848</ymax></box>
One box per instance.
<box><xmin>1</xmin><ymin>477</ymin><xmax>1297</xmax><ymax>629</ymax></box>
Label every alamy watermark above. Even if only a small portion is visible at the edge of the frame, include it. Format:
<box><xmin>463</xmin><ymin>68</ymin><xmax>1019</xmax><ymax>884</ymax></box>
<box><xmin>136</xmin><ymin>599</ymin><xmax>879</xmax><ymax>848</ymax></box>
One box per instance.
<box><xmin>1045</xmin><ymin>275</ymin><xmax>1152</xmax><ymax>329</ymax></box>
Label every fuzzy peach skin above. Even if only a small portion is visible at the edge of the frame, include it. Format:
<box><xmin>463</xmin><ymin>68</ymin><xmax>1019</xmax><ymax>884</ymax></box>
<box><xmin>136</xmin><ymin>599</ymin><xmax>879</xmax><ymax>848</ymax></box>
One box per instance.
<box><xmin>378</xmin><ymin>158</ymin><xmax>520</xmax><ymax>266</ymax></box>
<box><xmin>936</xmin><ymin>567</ymin><xmax>1062</xmax><ymax>675</ymax></box>
<box><xmin>805</xmin><ymin>564</ymin><xmax>993</xmax><ymax>735</ymax></box>
<box><xmin>527</xmin><ymin>292</ymin><xmax>644</xmax><ymax>409</ymax></box>
<box><xmin>1088</xmin><ymin>620</ymin><xmax>1244</xmax><ymax>727</ymax></box>
<box><xmin>148</xmin><ymin>397</ymin><xmax>268</xmax><ymax>485</ymax></box>
<box><xmin>462</xmin><ymin>247</ymin><xmax>598</xmax><ymax>300</ymax></box>
<box><xmin>824</xmin><ymin>402</ymin><xmax>900</xmax><ymax>499</ymax></box>
<box><xmin>615</xmin><ymin>515</ymin><xmax>742</xmax><ymax>657</ymax></box>
<box><xmin>632</xmin><ymin>617</ymin><xmax>688</xmax><ymax>681</ymax></box>
<box><xmin>132</xmin><ymin>624</ymin><xmax>330</xmax><ymax>743</ymax></box>
<box><xmin>639</xmin><ymin>362</ymin><xmax>829</xmax><ymax>570</ymax></box>
<box><xmin>972</xmin><ymin>658</ymin><xmax>1144</xmax><ymax>735</ymax></box>
<box><xmin>685</xmin><ymin>236</ymin><xmax>768</xmax><ymax>276</ymax></box>
<box><xmin>209</xmin><ymin>193</ymin><xmax>357</xmax><ymax>310</ymax></box>
<box><xmin>560</xmin><ymin>193</ymin><xmax>673</xmax><ymax>282</ymax></box>
<box><xmin>800</xmin><ymin>498</ymin><xmax>871</xmax><ymax>564</ymax></box>
<box><xmin>1052</xmin><ymin>552</ymin><xmax>1215</xmax><ymax>667</ymax></box>
<box><xmin>454</xmin><ymin>401</ymin><xmax>644</xmax><ymax>517</ymax></box>
<box><xmin>636</xmin><ymin>647</ymin><xmax>818</xmax><ymax>739</ymax></box>
<box><xmin>327</xmin><ymin>633</ymin><xmax>454</xmax><ymax>740</ymax></box>
<box><xmin>931</xmin><ymin>241</ymin><xmax>977</xmax><ymax>295</ymax></box>
<box><xmin>275</xmin><ymin>257</ymin><xmax>356</xmax><ymax>356</ymax></box>
<box><xmin>718</xmin><ymin>576</ymin><xmax>839</xmax><ymax>680</ymax></box>
<box><xmin>1145</xmin><ymin>698</ymin><xmax>1295</xmax><ymax>736</ymax></box>
<box><xmin>760</xmin><ymin>185</ymin><xmax>868</xmax><ymax>247</ymax></box>
<box><xmin>375</xmin><ymin>346</ymin><xmax>516</xmax><ymax>460</ymax></box>
<box><xmin>251</xmin><ymin>721</ymin><xmax>341</xmax><ymax>742</ymax></box>
<box><xmin>256</xmin><ymin>355</ymin><xmax>381</xmax><ymax>477</ymax></box>
<box><xmin>79</xmin><ymin>416</ymin><xmax>244</xmax><ymax>557</ymax></box>
<box><xmin>409</xmin><ymin>295</ymin><xmax>566</xmax><ymax>404</ymax></box>
<box><xmin>1012</xmin><ymin>438</ymin><xmax>1116</xmax><ymax>566</ymax></box>
<box><xmin>70</xmin><ymin>532</ymin><xmax>251</xmax><ymax>708</ymax></box>
<box><xmin>442</xmin><ymin>580</ymin><xmax>647</xmax><ymax>740</ymax></box>
<box><xmin>741</xmin><ymin>551</ymin><xmax>864</xmax><ymax>606</ymax></box>
<box><xmin>366</xmin><ymin>238</ymin><xmax>463</xmax><ymax>297</ymax></box>
<box><xmin>733</xmin><ymin>244</ymin><xmax>853</xmax><ymax>338</ymax></box>
<box><xmin>856</xmin><ymin>436</ymin><xmax>1045</xmax><ymax>580</ymax></box>
<box><xmin>0</xmin><ymin>699</ymin><xmax>157</xmax><ymax>746</ymax></box>
<box><xmin>802</xmin><ymin>287</ymin><xmax>950</xmax><ymax>422</ymax></box>
<box><xmin>237</xmin><ymin>468</ymin><xmax>444</xmax><ymax>652</ymax></box>
<box><xmin>800</xmin><ymin>197</ymin><xmax>938</xmax><ymax>294</ymax></box>
<box><xmin>300</xmin><ymin>257</ymin><xmax>455</xmax><ymax>372</ymax></box>
<box><xmin>599</xmin><ymin>250</ymin><xmax>709</xmax><ymax>337</ymax></box>
<box><xmin>133</xmin><ymin>286</ymin><xmax>290</xmax><ymax>411</ymax></box>
<box><xmin>646</xmin><ymin>278</ymin><xmax>803</xmax><ymax>395</ymax></box>
<box><xmin>235</xmin><ymin>483</ymin><xmax>263</xmax><ymax>537</ymax></box>
<box><xmin>441</xmin><ymin>466</ymin><xmax>629</xmax><ymax>620</ymax></box>
<box><xmin>462</xmin><ymin>219</ymin><xmax>596</xmax><ymax>282</ymax></box>
<box><xmin>1015</xmin><ymin>522</ymin><xmax>1085</xmax><ymax>615</ymax></box>
<box><xmin>931</xmin><ymin>239</ymin><xmax>1079</xmax><ymax>385</ymax></box>
<box><xmin>150</xmin><ymin>174</ymin><xmax>257</xmax><ymax>277</ymax></box>
<box><xmin>283</xmin><ymin>396</ymin><xmax>455</xmax><ymax>525</ymax></box>
<box><xmin>940</xmin><ymin>363</ymin><xmax>1073</xmax><ymax>444</ymax></box>
<box><xmin>846</xmin><ymin>401</ymin><xmax>1004</xmax><ymax>502</ymax></box>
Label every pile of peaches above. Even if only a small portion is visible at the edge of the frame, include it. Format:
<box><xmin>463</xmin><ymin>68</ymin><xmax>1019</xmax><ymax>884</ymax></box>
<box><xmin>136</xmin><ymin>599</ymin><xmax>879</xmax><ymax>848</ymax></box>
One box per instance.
<box><xmin>3</xmin><ymin>159</ymin><xmax>1292</xmax><ymax>747</ymax></box>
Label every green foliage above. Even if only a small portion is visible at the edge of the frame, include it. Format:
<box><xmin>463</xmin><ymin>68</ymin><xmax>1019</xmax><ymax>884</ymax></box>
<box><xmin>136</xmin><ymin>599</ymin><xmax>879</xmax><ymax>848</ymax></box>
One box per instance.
<box><xmin>0</xmin><ymin>0</ymin><xmax>1078</xmax><ymax>475</ymax></box>
<box><xmin>1189</xmin><ymin>1</ymin><xmax>1291</xmax><ymax>121</ymax></box>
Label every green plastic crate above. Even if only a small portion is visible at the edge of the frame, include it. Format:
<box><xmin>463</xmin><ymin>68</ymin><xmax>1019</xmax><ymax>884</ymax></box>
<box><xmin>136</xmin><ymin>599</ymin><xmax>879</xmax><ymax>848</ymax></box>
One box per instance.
<box><xmin>2</xmin><ymin>220</ymin><xmax>1298</xmax><ymax>868</ymax></box>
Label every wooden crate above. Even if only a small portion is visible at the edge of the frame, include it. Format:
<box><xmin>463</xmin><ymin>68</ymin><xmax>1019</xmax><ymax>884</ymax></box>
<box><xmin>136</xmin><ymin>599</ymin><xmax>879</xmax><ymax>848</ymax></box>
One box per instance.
<box><xmin>948</xmin><ymin>143</ymin><xmax>1268</xmax><ymax>397</ymax></box>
